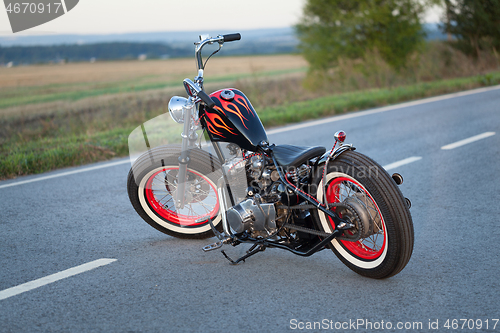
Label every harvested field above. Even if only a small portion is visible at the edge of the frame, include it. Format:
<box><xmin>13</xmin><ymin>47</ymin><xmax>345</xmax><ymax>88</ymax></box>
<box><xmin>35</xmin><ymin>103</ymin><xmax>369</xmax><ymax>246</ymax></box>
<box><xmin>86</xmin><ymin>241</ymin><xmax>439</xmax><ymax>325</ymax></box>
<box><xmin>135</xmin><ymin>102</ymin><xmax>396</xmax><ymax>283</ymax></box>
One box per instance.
<box><xmin>0</xmin><ymin>54</ymin><xmax>307</xmax><ymax>116</ymax></box>
<box><xmin>0</xmin><ymin>54</ymin><xmax>307</xmax><ymax>88</ymax></box>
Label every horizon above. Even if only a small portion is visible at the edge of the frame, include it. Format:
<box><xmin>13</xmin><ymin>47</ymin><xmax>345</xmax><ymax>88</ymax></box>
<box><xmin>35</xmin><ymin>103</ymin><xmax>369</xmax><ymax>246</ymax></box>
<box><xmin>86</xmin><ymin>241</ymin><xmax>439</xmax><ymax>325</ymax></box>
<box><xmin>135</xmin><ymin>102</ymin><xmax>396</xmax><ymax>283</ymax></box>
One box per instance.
<box><xmin>0</xmin><ymin>24</ymin><xmax>447</xmax><ymax>48</ymax></box>
<box><xmin>1</xmin><ymin>0</ymin><xmax>443</xmax><ymax>38</ymax></box>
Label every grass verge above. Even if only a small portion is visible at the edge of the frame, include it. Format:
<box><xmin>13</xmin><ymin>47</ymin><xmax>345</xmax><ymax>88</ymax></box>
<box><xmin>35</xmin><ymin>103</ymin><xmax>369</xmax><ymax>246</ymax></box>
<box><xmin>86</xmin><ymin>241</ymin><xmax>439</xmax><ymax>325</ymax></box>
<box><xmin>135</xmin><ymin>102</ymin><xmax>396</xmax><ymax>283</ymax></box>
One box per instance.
<box><xmin>1</xmin><ymin>71</ymin><xmax>499</xmax><ymax>180</ymax></box>
<box><xmin>1</xmin><ymin>128</ymin><xmax>131</xmax><ymax>178</ymax></box>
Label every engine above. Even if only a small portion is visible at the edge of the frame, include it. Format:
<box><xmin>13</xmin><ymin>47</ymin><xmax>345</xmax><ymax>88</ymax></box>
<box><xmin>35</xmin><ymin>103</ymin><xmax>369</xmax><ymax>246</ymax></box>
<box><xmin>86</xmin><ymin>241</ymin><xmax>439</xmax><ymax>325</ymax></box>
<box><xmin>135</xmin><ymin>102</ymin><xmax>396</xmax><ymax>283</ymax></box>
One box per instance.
<box><xmin>221</xmin><ymin>144</ymin><xmax>289</xmax><ymax>237</ymax></box>
<box><xmin>226</xmin><ymin>198</ymin><xmax>277</xmax><ymax>235</ymax></box>
<box><xmin>224</xmin><ymin>144</ymin><xmax>284</xmax><ymax>237</ymax></box>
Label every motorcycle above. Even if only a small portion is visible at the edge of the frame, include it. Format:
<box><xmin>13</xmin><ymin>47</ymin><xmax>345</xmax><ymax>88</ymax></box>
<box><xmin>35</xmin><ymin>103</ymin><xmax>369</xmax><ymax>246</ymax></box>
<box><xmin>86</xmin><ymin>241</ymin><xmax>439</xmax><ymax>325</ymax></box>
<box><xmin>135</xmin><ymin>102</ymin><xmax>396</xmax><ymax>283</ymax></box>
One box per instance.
<box><xmin>127</xmin><ymin>33</ymin><xmax>414</xmax><ymax>279</ymax></box>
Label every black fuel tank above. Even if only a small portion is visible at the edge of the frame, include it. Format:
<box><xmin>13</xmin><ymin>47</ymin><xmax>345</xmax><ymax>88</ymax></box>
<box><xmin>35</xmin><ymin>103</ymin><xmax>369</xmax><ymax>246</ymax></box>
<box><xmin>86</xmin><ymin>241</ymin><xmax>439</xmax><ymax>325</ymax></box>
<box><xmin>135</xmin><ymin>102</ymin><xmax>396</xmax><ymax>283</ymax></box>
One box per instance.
<box><xmin>201</xmin><ymin>88</ymin><xmax>268</xmax><ymax>152</ymax></box>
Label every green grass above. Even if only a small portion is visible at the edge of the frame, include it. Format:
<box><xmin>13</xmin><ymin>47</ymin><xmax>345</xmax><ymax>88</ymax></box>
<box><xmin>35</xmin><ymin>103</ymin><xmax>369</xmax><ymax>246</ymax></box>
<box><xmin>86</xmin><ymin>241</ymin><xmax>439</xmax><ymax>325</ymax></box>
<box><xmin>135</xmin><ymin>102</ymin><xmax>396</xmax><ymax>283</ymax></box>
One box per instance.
<box><xmin>1</xmin><ymin>71</ymin><xmax>499</xmax><ymax>179</ymax></box>
<box><xmin>0</xmin><ymin>127</ymin><xmax>131</xmax><ymax>178</ymax></box>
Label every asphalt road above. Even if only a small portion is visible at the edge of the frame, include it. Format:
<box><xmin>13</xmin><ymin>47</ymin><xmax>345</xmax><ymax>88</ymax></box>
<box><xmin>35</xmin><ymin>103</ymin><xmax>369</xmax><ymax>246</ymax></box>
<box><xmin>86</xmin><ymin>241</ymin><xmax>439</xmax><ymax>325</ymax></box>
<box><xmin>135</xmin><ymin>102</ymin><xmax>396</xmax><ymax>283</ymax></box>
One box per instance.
<box><xmin>1</xmin><ymin>86</ymin><xmax>499</xmax><ymax>332</ymax></box>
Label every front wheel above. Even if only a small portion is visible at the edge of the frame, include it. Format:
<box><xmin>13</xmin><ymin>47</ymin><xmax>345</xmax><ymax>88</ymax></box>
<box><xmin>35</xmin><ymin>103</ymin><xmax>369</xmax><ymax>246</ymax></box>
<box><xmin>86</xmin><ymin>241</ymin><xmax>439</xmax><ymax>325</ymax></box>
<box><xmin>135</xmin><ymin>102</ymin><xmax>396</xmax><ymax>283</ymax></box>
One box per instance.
<box><xmin>313</xmin><ymin>151</ymin><xmax>414</xmax><ymax>279</ymax></box>
<box><xmin>127</xmin><ymin>146</ymin><xmax>222</xmax><ymax>239</ymax></box>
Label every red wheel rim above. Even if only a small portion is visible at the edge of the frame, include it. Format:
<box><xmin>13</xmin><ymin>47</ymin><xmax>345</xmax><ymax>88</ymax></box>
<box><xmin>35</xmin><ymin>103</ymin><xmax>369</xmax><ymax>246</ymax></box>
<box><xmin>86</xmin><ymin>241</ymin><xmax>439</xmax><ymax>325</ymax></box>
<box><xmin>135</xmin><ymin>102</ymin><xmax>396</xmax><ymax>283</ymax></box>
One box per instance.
<box><xmin>326</xmin><ymin>176</ymin><xmax>386</xmax><ymax>260</ymax></box>
<box><xmin>144</xmin><ymin>167</ymin><xmax>219</xmax><ymax>227</ymax></box>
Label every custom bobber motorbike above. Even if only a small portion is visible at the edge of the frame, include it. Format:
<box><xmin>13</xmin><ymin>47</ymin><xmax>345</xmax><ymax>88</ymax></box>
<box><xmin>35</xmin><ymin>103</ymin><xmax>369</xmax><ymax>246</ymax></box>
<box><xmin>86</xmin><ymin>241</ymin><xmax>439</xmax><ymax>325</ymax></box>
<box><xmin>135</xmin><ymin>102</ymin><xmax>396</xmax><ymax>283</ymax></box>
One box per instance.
<box><xmin>127</xmin><ymin>33</ymin><xmax>414</xmax><ymax>279</ymax></box>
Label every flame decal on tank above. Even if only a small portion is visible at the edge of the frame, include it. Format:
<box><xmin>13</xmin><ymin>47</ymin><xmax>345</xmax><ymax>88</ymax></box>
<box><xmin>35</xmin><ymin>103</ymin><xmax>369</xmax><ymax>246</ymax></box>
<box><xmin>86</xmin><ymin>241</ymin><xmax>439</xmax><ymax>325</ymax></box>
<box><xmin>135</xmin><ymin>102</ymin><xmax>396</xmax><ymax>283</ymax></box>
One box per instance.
<box><xmin>205</xmin><ymin>111</ymin><xmax>236</xmax><ymax>138</ymax></box>
<box><xmin>211</xmin><ymin>90</ymin><xmax>255</xmax><ymax>129</ymax></box>
<box><xmin>234</xmin><ymin>95</ymin><xmax>254</xmax><ymax>118</ymax></box>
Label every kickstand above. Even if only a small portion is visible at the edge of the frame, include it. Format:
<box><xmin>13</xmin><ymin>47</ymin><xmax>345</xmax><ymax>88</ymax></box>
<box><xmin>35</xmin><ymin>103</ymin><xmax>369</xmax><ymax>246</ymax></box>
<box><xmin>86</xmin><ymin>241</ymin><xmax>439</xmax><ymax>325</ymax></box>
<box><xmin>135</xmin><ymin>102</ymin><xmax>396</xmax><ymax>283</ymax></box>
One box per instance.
<box><xmin>221</xmin><ymin>244</ymin><xmax>266</xmax><ymax>265</ymax></box>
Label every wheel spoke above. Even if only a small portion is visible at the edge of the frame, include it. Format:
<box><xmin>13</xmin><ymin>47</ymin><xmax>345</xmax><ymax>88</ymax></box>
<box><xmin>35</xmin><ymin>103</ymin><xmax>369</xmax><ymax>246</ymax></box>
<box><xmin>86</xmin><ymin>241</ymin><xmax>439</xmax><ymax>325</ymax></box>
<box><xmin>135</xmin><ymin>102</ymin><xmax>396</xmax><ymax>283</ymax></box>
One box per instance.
<box><xmin>197</xmin><ymin>200</ymin><xmax>214</xmax><ymax>213</ymax></box>
<box><xmin>144</xmin><ymin>167</ymin><xmax>219</xmax><ymax>225</ymax></box>
<box><xmin>155</xmin><ymin>193</ymin><xmax>172</xmax><ymax>203</ymax></box>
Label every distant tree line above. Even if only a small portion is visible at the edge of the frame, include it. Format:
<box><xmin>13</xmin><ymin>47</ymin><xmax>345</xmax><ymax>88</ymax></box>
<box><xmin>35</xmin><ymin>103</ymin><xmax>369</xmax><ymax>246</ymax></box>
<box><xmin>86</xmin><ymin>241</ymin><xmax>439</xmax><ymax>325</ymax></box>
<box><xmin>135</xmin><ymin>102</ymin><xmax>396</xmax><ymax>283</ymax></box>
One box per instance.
<box><xmin>0</xmin><ymin>42</ymin><xmax>192</xmax><ymax>64</ymax></box>
<box><xmin>0</xmin><ymin>40</ymin><xmax>299</xmax><ymax>65</ymax></box>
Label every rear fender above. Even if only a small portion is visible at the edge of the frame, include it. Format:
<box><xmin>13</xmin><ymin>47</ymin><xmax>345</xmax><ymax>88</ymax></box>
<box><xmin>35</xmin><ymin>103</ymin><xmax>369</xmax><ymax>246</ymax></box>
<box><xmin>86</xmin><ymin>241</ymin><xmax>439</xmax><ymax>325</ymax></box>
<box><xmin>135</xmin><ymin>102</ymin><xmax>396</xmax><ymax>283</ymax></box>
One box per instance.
<box><xmin>314</xmin><ymin>144</ymin><xmax>356</xmax><ymax>170</ymax></box>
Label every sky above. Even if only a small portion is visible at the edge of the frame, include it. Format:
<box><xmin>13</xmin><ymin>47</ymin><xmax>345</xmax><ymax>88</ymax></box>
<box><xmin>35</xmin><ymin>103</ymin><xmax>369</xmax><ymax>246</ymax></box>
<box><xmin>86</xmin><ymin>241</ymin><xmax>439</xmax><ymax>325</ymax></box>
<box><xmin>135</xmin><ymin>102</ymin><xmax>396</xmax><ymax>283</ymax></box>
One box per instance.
<box><xmin>0</xmin><ymin>0</ymin><xmax>443</xmax><ymax>36</ymax></box>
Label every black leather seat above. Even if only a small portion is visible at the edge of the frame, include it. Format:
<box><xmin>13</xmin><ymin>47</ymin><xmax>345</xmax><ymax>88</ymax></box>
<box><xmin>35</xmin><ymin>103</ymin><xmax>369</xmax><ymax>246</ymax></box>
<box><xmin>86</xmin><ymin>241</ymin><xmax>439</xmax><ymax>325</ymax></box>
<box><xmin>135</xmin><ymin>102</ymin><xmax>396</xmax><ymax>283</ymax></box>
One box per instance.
<box><xmin>272</xmin><ymin>145</ymin><xmax>326</xmax><ymax>168</ymax></box>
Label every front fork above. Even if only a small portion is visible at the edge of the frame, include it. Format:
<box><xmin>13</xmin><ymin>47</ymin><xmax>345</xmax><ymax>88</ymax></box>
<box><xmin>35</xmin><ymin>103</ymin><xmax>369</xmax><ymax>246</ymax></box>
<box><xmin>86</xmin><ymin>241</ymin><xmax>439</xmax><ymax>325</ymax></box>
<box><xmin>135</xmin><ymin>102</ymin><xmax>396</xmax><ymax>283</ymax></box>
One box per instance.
<box><xmin>175</xmin><ymin>99</ymin><xmax>198</xmax><ymax>209</ymax></box>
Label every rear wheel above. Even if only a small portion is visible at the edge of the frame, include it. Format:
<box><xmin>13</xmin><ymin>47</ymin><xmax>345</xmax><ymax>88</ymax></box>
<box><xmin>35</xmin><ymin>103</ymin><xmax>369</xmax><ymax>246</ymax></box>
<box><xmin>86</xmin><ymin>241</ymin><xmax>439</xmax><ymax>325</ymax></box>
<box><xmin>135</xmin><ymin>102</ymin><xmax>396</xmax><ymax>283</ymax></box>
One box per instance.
<box><xmin>313</xmin><ymin>151</ymin><xmax>414</xmax><ymax>279</ymax></box>
<box><xmin>127</xmin><ymin>146</ymin><xmax>222</xmax><ymax>239</ymax></box>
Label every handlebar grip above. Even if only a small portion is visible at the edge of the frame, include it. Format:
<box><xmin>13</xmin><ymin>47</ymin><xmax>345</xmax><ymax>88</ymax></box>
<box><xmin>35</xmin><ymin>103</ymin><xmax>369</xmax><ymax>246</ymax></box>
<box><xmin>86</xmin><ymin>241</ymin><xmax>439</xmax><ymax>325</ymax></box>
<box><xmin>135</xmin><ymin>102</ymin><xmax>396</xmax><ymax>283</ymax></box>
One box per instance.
<box><xmin>198</xmin><ymin>90</ymin><xmax>215</xmax><ymax>108</ymax></box>
<box><xmin>223</xmin><ymin>33</ymin><xmax>241</xmax><ymax>42</ymax></box>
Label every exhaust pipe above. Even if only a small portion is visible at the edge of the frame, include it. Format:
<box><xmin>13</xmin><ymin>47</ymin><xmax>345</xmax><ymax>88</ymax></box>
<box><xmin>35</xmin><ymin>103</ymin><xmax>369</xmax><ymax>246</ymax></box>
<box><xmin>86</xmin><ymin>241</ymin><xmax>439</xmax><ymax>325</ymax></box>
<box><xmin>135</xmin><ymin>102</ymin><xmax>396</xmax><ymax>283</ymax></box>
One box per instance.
<box><xmin>392</xmin><ymin>173</ymin><xmax>403</xmax><ymax>185</ymax></box>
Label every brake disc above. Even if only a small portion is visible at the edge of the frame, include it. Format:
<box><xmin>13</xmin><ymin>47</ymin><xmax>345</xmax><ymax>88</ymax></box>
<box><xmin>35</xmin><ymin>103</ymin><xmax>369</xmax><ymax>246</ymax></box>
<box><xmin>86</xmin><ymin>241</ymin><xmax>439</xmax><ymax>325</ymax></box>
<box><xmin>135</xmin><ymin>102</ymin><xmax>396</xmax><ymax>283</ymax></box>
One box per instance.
<box><xmin>337</xmin><ymin>202</ymin><xmax>363</xmax><ymax>242</ymax></box>
<box><xmin>337</xmin><ymin>193</ymin><xmax>381</xmax><ymax>242</ymax></box>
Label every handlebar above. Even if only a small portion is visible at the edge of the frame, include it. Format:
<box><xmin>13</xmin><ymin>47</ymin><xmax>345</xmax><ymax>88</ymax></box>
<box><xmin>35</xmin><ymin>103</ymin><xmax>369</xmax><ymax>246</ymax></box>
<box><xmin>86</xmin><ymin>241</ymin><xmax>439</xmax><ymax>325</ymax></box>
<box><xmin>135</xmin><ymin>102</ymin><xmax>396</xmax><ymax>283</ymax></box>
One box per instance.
<box><xmin>223</xmin><ymin>33</ymin><xmax>241</xmax><ymax>42</ymax></box>
<box><xmin>189</xmin><ymin>33</ymin><xmax>240</xmax><ymax>107</ymax></box>
<box><xmin>198</xmin><ymin>90</ymin><xmax>215</xmax><ymax>108</ymax></box>
<box><xmin>195</xmin><ymin>32</ymin><xmax>241</xmax><ymax>71</ymax></box>
<box><xmin>183</xmin><ymin>78</ymin><xmax>216</xmax><ymax>108</ymax></box>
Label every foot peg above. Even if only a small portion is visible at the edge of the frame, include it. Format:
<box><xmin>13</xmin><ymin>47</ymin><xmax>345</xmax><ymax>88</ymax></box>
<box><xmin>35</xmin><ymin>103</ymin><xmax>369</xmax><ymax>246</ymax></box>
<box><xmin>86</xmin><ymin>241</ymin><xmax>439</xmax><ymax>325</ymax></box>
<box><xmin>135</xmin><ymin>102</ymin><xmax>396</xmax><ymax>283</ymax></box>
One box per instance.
<box><xmin>202</xmin><ymin>241</ymin><xmax>223</xmax><ymax>252</ymax></box>
<box><xmin>201</xmin><ymin>217</ymin><xmax>232</xmax><ymax>252</ymax></box>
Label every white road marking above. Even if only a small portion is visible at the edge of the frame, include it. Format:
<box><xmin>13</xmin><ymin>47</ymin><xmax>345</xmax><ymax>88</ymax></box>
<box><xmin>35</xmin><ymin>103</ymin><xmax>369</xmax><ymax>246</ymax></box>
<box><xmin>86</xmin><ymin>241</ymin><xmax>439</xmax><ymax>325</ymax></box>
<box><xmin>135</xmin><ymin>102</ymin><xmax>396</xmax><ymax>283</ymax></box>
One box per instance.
<box><xmin>383</xmin><ymin>156</ymin><xmax>422</xmax><ymax>171</ymax></box>
<box><xmin>267</xmin><ymin>85</ymin><xmax>500</xmax><ymax>135</ymax></box>
<box><xmin>0</xmin><ymin>258</ymin><xmax>117</xmax><ymax>301</ymax></box>
<box><xmin>0</xmin><ymin>159</ymin><xmax>129</xmax><ymax>190</ymax></box>
<box><xmin>441</xmin><ymin>132</ymin><xmax>496</xmax><ymax>150</ymax></box>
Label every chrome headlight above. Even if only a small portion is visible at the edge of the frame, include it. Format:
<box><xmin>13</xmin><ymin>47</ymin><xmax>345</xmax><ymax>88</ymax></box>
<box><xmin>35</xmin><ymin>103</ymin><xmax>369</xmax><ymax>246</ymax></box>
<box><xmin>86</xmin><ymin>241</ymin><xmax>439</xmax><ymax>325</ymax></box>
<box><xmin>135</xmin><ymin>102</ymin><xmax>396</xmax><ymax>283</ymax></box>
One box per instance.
<box><xmin>168</xmin><ymin>96</ymin><xmax>188</xmax><ymax>123</ymax></box>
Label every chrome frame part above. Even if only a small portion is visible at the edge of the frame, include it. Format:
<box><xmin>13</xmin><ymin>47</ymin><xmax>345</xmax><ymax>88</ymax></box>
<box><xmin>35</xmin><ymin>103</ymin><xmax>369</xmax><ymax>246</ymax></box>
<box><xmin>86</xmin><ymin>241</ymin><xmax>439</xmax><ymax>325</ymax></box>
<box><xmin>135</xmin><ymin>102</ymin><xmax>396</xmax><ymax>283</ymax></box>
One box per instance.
<box><xmin>217</xmin><ymin>178</ymin><xmax>234</xmax><ymax>239</ymax></box>
<box><xmin>321</xmin><ymin>143</ymin><xmax>355</xmax><ymax>206</ymax></box>
<box><xmin>174</xmin><ymin>98</ymin><xmax>197</xmax><ymax>209</ymax></box>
